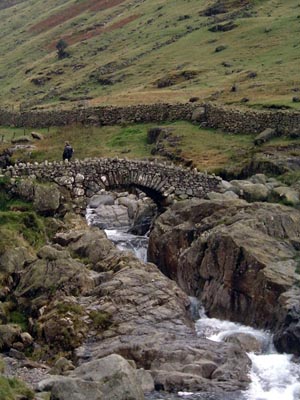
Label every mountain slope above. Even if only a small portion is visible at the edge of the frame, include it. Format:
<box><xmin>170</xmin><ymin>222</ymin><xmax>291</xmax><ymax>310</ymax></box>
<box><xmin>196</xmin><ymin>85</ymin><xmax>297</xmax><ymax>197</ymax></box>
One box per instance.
<box><xmin>0</xmin><ymin>0</ymin><xmax>299</xmax><ymax>110</ymax></box>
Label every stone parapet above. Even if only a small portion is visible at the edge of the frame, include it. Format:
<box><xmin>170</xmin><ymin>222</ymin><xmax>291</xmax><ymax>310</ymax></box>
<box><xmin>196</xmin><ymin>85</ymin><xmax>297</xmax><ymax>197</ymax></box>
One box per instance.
<box><xmin>3</xmin><ymin>158</ymin><xmax>221</xmax><ymax>207</ymax></box>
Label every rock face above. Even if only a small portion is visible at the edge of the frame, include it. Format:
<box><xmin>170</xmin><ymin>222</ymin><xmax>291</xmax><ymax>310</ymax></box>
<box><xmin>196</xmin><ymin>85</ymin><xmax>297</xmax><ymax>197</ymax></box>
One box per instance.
<box><xmin>148</xmin><ymin>198</ymin><xmax>300</xmax><ymax>355</ymax></box>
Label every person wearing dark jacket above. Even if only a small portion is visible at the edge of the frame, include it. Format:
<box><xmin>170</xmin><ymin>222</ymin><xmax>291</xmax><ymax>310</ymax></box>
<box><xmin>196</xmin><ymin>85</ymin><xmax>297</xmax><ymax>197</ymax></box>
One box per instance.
<box><xmin>63</xmin><ymin>142</ymin><xmax>74</xmax><ymax>161</ymax></box>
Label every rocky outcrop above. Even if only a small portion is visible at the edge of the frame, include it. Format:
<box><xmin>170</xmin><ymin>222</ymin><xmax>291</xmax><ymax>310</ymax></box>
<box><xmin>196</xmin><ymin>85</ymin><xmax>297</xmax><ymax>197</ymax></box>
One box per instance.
<box><xmin>148</xmin><ymin>198</ymin><xmax>300</xmax><ymax>355</ymax></box>
<box><xmin>219</xmin><ymin>173</ymin><xmax>300</xmax><ymax>206</ymax></box>
<box><xmin>0</xmin><ymin>210</ymin><xmax>252</xmax><ymax>396</ymax></box>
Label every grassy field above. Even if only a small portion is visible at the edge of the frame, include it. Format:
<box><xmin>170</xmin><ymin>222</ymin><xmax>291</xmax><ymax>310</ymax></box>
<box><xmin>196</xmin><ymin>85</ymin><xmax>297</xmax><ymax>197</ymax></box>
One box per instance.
<box><xmin>0</xmin><ymin>120</ymin><xmax>278</xmax><ymax>173</ymax></box>
<box><xmin>0</xmin><ymin>0</ymin><xmax>300</xmax><ymax>110</ymax></box>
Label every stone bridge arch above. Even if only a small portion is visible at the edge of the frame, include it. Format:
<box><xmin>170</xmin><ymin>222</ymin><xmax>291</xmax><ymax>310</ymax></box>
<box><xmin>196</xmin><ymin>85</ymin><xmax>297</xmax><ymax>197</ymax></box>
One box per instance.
<box><xmin>3</xmin><ymin>158</ymin><xmax>221</xmax><ymax>209</ymax></box>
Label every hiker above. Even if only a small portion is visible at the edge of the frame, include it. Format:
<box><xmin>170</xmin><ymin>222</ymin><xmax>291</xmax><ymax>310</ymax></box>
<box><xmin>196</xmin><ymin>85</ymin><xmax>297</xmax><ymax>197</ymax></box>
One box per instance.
<box><xmin>62</xmin><ymin>142</ymin><xmax>73</xmax><ymax>161</ymax></box>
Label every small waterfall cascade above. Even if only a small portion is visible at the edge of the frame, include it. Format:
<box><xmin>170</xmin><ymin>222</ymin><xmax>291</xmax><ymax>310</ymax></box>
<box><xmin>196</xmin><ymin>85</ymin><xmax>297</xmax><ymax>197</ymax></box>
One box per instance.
<box><xmin>86</xmin><ymin>203</ymin><xmax>149</xmax><ymax>261</ymax></box>
<box><xmin>195</xmin><ymin>304</ymin><xmax>300</xmax><ymax>400</ymax></box>
<box><xmin>104</xmin><ymin>228</ymin><xmax>148</xmax><ymax>262</ymax></box>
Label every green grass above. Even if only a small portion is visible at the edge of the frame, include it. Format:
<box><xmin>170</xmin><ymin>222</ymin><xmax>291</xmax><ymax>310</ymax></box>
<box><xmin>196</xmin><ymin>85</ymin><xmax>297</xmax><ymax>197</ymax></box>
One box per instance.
<box><xmin>0</xmin><ymin>121</ymin><xmax>258</xmax><ymax>172</ymax></box>
<box><xmin>279</xmin><ymin>172</ymin><xmax>300</xmax><ymax>186</ymax></box>
<box><xmin>0</xmin><ymin>376</ymin><xmax>34</xmax><ymax>400</ymax></box>
<box><xmin>89</xmin><ymin>310</ymin><xmax>113</xmax><ymax>330</ymax></box>
<box><xmin>8</xmin><ymin>311</ymin><xmax>28</xmax><ymax>331</ymax></box>
<box><xmin>0</xmin><ymin>0</ymin><xmax>300</xmax><ymax>108</ymax></box>
<box><xmin>0</xmin><ymin>211</ymin><xmax>46</xmax><ymax>252</ymax></box>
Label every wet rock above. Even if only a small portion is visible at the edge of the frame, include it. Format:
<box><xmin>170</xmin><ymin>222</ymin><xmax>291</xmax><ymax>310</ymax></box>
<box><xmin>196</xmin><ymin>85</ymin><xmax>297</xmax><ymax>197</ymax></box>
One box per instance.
<box><xmin>89</xmin><ymin>194</ymin><xmax>115</xmax><ymax>208</ymax></box>
<box><xmin>148</xmin><ymin>198</ymin><xmax>300</xmax><ymax>354</ymax></box>
<box><xmin>224</xmin><ymin>332</ymin><xmax>263</xmax><ymax>353</ymax></box>
<box><xmin>94</xmin><ymin>204</ymin><xmax>130</xmax><ymax>229</ymax></box>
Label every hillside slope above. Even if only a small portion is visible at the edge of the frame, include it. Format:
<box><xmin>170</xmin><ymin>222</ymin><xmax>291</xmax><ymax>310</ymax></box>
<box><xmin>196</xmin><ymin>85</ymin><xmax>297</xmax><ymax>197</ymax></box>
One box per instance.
<box><xmin>0</xmin><ymin>0</ymin><xmax>299</xmax><ymax>110</ymax></box>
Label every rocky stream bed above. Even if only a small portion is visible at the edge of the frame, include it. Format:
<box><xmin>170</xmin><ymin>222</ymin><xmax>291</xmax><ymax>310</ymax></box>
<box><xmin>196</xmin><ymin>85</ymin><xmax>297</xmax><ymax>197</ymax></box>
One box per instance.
<box><xmin>0</xmin><ymin>172</ymin><xmax>300</xmax><ymax>399</ymax></box>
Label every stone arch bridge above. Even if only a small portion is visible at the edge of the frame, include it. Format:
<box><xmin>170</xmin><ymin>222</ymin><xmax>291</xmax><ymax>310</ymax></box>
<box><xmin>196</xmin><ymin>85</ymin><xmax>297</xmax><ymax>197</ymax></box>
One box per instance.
<box><xmin>4</xmin><ymin>158</ymin><xmax>221</xmax><ymax>208</ymax></box>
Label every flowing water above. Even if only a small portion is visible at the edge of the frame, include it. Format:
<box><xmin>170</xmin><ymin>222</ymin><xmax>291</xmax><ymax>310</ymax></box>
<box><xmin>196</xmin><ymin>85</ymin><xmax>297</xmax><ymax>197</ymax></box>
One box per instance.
<box><xmin>195</xmin><ymin>307</ymin><xmax>300</xmax><ymax>400</ymax></box>
<box><xmin>86</xmin><ymin>206</ymin><xmax>300</xmax><ymax>400</ymax></box>
<box><xmin>105</xmin><ymin>229</ymin><xmax>148</xmax><ymax>262</ymax></box>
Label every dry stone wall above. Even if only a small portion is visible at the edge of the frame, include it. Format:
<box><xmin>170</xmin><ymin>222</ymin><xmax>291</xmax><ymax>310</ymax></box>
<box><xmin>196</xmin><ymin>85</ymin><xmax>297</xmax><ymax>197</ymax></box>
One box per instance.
<box><xmin>1</xmin><ymin>102</ymin><xmax>300</xmax><ymax>135</ymax></box>
<box><xmin>204</xmin><ymin>103</ymin><xmax>300</xmax><ymax>134</ymax></box>
<box><xmin>0</xmin><ymin>104</ymin><xmax>198</xmax><ymax>128</ymax></box>
<box><xmin>4</xmin><ymin>158</ymin><xmax>221</xmax><ymax>208</ymax></box>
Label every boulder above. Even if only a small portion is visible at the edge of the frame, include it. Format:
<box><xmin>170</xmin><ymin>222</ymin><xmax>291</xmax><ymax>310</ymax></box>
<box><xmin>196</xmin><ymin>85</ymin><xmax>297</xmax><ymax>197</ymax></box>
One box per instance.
<box><xmin>224</xmin><ymin>332</ymin><xmax>263</xmax><ymax>353</ymax></box>
<box><xmin>54</xmin><ymin>227</ymin><xmax>114</xmax><ymax>266</ymax></box>
<box><xmin>36</xmin><ymin>376</ymin><xmax>103</xmax><ymax>400</ymax></box>
<box><xmin>93</xmin><ymin>204</ymin><xmax>130</xmax><ymax>229</ymax></box>
<box><xmin>48</xmin><ymin>357</ymin><xmax>75</xmax><ymax>375</ymax></box>
<box><xmin>31</xmin><ymin>132</ymin><xmax>44</xmax><ymax>140</ymax></box>
<box><xmin>147</xmin><ymin>127</ymin><xmax>163</xmax><ymax>144</ymax></box>
<box><xmin>206</xmin><ymin>191</ymin><xmax>239</xmax><ymax>201</ymax></box>
<box><xmin>38</xmin><ymin>355</ymin><xmax>148</xmax><ymax>400</ymax></box>
<box><xmin>229</xmin><ymin>180</ymin><xmax>270</xmax><ymax>202</ymax></box>
<box><xmin>0</xmin><ymin>246</ymin><xmax>35</xmax><ymax>274</ymax></box>
<box><xmin>117</xmin><ymin>196</ymin><xmax>138</xmax><ymax>219</ymax></box>
<box><xmin>33</xmin><ymin>183</ymin><xmax>61</xmax><ymax>215</ymax></box>
<box><xmin>14</xmin><ymin>179</ymin><xmax>35</xmax><ymax>202</ymax></box>
<box><xmin>89</xmin><ymin>194</ymin><xmax>115</xmax><ymax>208</ymax></box>
<box><xmin>11</xmin><ymin>136</ymin><xmax>32</xmax><ymax>144</ymax></box>
<box><xmin>14</xmin><ymin>245</ymin><xmax>94</xmax><ymax>312</ymax></box>
<box><xmin>130</xmin><ymin>199</ymin><xmax>157</xmax><ymax>235</ymax></box>
<box><xmin>271</xmin><ymin>186</ymin><xmax>300</xmax><ymax>206</ymax></box>
<box><xmin>254</xmin><ymin>128</ymin><xmax>277</xmax><ymax>145</ymax></box>
<box><xmin>74</xmin><ymin>250</ymin><xmax>251</xmax><ymax>393</ymax></box>
<box><xmin>191</xmin><ymin>107</ymin><xmax>205</xmax><ymax>123</ymax></box>
<box><xmin>148</xmin><ymin>198</ymin><xmax>300</xmax><ymax>355</ymax></box>
<box><xmin>71</xmin><ymin>354</ymin><xmax>144</xmax><ymax>400</ymax></box>
<box><xmin>249</xmin><ymin>174</ymin><xmax>267</xmax><ymax>185</ymax></box>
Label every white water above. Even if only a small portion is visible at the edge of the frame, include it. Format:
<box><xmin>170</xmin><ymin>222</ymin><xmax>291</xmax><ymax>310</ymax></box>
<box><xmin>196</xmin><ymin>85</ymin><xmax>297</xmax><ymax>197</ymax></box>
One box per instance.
<box><xmin>195</xmin><ymin>308</ymin><xmax>300</xmax><ymax>400</ymax></box>
<box><xmin>86</xmin><ymin>206</ymin><xmax>148</xmax><ymax>262</ymax></box>
<box><xmin>105</xmin><ymin>228</ymin><xmax>148</xmax><ymax>262</ymax></box>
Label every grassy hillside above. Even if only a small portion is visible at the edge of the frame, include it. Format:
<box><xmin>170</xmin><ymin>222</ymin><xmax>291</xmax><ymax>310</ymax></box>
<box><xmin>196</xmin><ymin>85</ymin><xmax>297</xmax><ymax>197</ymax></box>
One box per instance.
<box><xmin>0</xmin><ymin>0</ymin><xmax>300</xmax><ymax>110</ymax></box>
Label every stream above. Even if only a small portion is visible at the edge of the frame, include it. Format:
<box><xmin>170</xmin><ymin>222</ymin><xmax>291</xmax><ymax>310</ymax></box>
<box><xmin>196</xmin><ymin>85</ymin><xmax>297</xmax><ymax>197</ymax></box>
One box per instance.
<box><xmin>86</xmin><ymin>206</ymin><xmax>300</xmax><ymax>400</ymax></box>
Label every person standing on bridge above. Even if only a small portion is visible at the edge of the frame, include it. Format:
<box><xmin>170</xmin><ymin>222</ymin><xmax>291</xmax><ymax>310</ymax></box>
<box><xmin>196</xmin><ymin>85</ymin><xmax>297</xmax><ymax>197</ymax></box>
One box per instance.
<box><xmin>62</xmin><ymin>142</ymin><xmax>74</xmax><ymax>161</ymax></box>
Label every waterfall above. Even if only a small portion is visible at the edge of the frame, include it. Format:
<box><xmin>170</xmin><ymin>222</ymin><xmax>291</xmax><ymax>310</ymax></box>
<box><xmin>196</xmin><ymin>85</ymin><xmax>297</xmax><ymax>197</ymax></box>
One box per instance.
<box><xmin>195</xmin><ymin>307</ymin><xmax>300</xmax><ymax>400</ymax></box>
<box><xmin>105</xmin><ymin>228</ymin><xmax>148</xmax><ymax>262</ymax></box>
